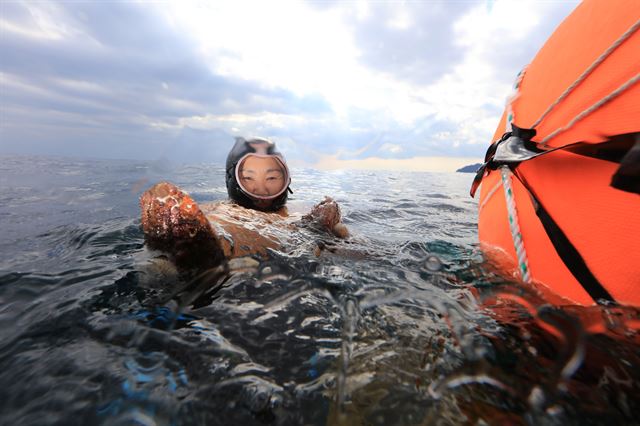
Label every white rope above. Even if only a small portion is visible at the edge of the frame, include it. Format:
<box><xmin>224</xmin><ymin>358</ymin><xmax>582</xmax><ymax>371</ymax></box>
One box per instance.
<box><xmin>540</xmin><ymin>72</ymin><xmax>640</xmax><ymax>146</ymax></box>
<box><xmin>500</xmin><ymin>166</ymin><xmax>531</xmax><ymax>283</ymax></box>
<box><xmin>505</xmin><ymin>67</ymin><xmax>527</xmax><ymax>132</ymax></box>
<box><xmin>532</xmin><ymin>18</ymin><xmax>640</xmax><ymax>129</ymax></box>
<box><xmin>478</xmin><ymin>179</ymin><xmax>502</xmax><ymax>212</ymax></box>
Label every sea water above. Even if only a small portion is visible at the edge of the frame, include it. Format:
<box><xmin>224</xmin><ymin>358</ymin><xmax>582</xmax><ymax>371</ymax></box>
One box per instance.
<box><xmin>0</xmin><ymin>155</ymin><xmax>638</xmax><ymax>425</ymax></box>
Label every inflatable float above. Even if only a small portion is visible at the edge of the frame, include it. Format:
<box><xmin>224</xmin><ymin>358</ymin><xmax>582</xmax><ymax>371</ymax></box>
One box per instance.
<box><xmin>472</xmin><ymin>0</ymin><xmax>640</xmax><ymax>306</ymax></box>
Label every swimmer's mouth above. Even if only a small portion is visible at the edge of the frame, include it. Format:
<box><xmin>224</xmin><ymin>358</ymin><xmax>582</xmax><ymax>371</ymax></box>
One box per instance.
<box><xmin>252</xmin><ymin>198</ymin><xmax>273</xmax><ymax>209</ymax></box>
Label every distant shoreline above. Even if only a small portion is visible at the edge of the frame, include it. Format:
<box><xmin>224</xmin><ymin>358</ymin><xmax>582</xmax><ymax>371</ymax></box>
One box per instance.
<box><xmin>456</xmin><ymin>163</ymin><xmax>483</xmax><ymax>173</ymax></box>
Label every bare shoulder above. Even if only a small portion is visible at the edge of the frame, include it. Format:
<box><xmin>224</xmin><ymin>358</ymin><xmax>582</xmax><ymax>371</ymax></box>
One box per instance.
<box><xmin>202</xmin><ymin>200</ymin><xmax>292</xmax><ymax>224</ymax></box>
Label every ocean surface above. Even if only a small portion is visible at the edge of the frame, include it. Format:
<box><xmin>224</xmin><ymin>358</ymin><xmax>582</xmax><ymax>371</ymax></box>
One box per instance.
<box><xmin>0</xmin><ymin>155</ymin><xmax>638</xmax><ymax>426</ymax></box>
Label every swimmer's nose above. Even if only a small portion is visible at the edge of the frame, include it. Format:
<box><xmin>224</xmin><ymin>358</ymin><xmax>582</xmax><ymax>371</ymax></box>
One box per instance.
<box><xmin>251</xmin><ymin>181</ymin><xmax>270</xmax><ymax>196</ymax></box>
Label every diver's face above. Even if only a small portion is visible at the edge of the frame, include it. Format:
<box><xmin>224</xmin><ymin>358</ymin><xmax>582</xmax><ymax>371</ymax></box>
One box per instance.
<box><xmin>238</xmin><ymin>155</ymin><xmax>286</xmax><ymax>208</ymax></box>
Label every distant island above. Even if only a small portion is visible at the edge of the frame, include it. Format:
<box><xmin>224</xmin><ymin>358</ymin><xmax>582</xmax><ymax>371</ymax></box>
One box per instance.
<box><xmin>456</xmin><ymin>163</ymin><xmax>482</xmax><ymax>173</ymax></box>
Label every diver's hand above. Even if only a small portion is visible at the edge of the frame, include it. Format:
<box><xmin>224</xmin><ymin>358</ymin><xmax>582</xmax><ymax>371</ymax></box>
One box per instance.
<box><xmin>304</xmin><ymin>196</ymin><xmax>349</xmax><ymax>238</ymax></box>
<box><xmin>140</xmin><ymin>182</ymin><xmax>224</xmax><ymax>269</ymax></box>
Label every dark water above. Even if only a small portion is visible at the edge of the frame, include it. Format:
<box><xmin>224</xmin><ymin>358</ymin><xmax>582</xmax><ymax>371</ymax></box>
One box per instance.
<box><xmin>0</xmin><ymin>155</ymin><xmax>638</xmax><ymax>426</ymax></box>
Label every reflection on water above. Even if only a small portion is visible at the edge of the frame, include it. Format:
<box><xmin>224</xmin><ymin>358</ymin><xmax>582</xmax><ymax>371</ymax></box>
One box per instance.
<box><xmin>0</xmin><ymin>155</ymin><xmax>638</xmax><ymax>425</ymax></box>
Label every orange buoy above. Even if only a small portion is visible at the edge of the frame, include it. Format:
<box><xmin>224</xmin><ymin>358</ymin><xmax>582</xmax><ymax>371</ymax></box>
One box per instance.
<box><xmin>473</xmin><ymin>0</ymin><xmax>640</xmax><ymax>306</ymax></box>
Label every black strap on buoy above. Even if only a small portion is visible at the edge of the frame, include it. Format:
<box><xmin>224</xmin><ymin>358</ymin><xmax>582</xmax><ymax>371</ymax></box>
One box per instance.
<box><xmin>470</xmin><ymin>124</ymin><xmax>544</xmax><ymax>197</ymax></box>
<box><xmin>611</xmin><ymin>136</ymin><xmax>640</xmax><ymax>194</ymax></box>
<box><xmin>517</xmin><ymin>174</ymin><xmax>616</xmax><ymax>304</ymax></box>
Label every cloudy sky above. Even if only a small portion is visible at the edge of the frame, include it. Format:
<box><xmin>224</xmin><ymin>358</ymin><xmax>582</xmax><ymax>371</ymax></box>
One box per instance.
<box><xmin>1</xmin><ymin>0</ymin><xmax>579</xmax><ymax>171</ymax></box>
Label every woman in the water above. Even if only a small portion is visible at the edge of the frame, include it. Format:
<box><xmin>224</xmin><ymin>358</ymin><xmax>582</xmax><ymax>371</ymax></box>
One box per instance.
<box><xmin>140</xmin><ymin>137</ymin><xmax>349</xmax><ymax>271</ymax></box>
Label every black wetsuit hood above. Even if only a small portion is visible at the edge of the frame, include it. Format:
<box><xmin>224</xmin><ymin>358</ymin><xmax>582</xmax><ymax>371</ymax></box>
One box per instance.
<box><xmin>225</xmin><ymin>137</ymin><xmax>291</xmax><ymax>211</ymax></box>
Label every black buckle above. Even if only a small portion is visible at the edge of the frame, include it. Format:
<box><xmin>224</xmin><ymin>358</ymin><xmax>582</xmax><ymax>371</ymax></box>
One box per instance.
<box><xmin>469</xmin><ymin>125</ymin><xmax>539</xmax><ymax>198</ymax></box>
<box><xmin>469</xmin><ymin>163</ymin><xmax>488</xmax><ymax>198</ymax></box>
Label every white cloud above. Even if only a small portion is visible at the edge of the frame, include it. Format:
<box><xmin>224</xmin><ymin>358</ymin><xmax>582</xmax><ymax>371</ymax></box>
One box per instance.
<box><xmin>403</xmin><ymin>1</ymin><xmax>577</xmax><ymax>146</ymax></box>
<box><xmin>155</xmin><ymin>0</ymin><xmax>577</xmax><ymax>152</ymax></box>
<box><xmin>158</xmin><ymin>1</ymin><xmax>438</xmax><ymax>124</ymax></box>
<box><xmin>311</xmin><ymin>154</ymin><xmax>480</xmax><ymax>173</ymax></box>
<box><xmin>380</xmin><ymin>143</ymin><xmax>403</xmax><ymax>154</ymax></box>
<box><xmin>386</xmin><ymin>8</ymin><xmax>412</xmax><ymax>30</ymax></box>
<box><xmin>162</xmin><ymin>2</ymin><xmax>357</xmax><ymax>96</ymax></box>
<box><xmin>149</xmin><ymin>112</ymin><xmax>309</xmax><ymax>134</ymax></box>
<box><xmin>0</xmin><ymin>3</ymin><xmax>71</xmax><ymax>41</ymax></box>
<box><xmin>354</xmin><ymin>0</ymin><xmax>370</xmax><ymax>21</ymax></box>
<box><xmin>0</xmin><ymin>0</ymin><xmax>580</xmax><ymax>167</ymax></box>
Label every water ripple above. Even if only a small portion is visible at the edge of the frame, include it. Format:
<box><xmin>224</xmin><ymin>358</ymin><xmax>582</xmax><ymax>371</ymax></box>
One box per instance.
<box><xmin>0</xmin><ymin>156</ymin><xmax>638</xmax><ymax>425</ymax></box>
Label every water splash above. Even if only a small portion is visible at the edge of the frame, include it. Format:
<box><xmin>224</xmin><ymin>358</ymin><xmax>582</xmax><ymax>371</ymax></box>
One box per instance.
<box><xmin>335</xmin><ymin>297</ymin><xmax>360</xmax><ymax>416</ymax></box>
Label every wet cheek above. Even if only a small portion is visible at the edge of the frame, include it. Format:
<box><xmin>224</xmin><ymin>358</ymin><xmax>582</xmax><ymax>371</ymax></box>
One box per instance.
<box><xmin>269</xmin><ymin>179</ymin><xmax>285</xmax><ymax>192</ymax></box>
